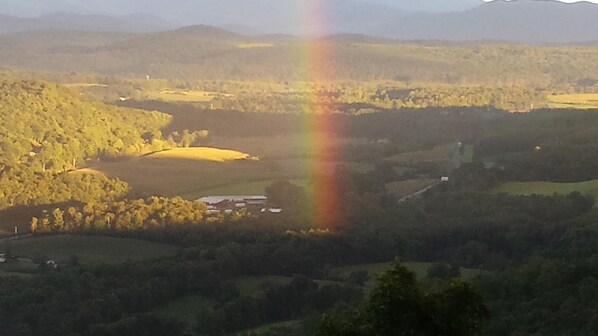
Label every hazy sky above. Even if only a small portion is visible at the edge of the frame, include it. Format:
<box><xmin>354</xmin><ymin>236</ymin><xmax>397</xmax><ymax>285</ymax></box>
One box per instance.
<box><xmin>1</xmin><ymin>0</ymin><xmax>598</xmax><ymax>18</ymax></box>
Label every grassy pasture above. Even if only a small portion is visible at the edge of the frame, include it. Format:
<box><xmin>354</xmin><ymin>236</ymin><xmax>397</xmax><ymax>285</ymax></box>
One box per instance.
<box><xmin>84</xmin><ymin>136</ymin><xmax>371</xmax><ymax>198</ymax></box>
<box><xmin>242</xmin><ymin>320</ymin><xmax>302</xmax><ymax>335</ymax></box>
<box><xmin>86</xmin><ymin>156</ymin><xmax>301</xmax><ymax>198</ymax></box>
<box><xmin>492</xmin><ymin>179</ymin><xmax>598</xmax><ymax>201</ymax></box>
<box><xmin>0</xmin><ymin>235</ymin><xmax>178</xmax><ymax>265</ymax></box>
<box><xmin>146</xmin><ymin>90</ymin><xmax>225</xmax><ymax>103</ymax></box>
<box><xmin>149</xmin><ymin>147</ymin><xmax>253</xmax><ymax>162</ymax></box>
<box><xmin>210</xmin><ymin>134</ymin><xmax>368</xmax><ymax>159</ymax></box>
<box><xmin>237</xmin><ymin>43</ymin><xmax>274</xmax><ymax>49</ymax></box>
<box><xmin>63</xmin><ymin>83</ymin><xmax>108</xmax><ymax>88</ymax></box>
<box><xmin>232</xmin><ymin>275</ymin><xmax>295</xmax><ymax>297</ymax></box>
<box><xmin>387</xmin><ymin>144</ymin><xmax>455</xmax><ymax>165</ymax></box>
<box><xmin>547</xmin><ymin>94</ymin><xmax>598</xmax><ymax>109</ymax></box>
<box><xmin>181</xmin><ymin>178</ymin><xmax>310</xmax><ymax>199</ymax></box>
<box><xmin>458</xmin><ymin>145</ymin><xmax>474</xmax><ymax>165</ymax></box>
<box><xmin>386</xmin><ymin>179</ymin><xmax>437</xmax><ymax>199</ymax></box>
<box><xmin>156</xmin><ymin>295</ymin><xmax>215</xmax><ymax>327</ymax></box>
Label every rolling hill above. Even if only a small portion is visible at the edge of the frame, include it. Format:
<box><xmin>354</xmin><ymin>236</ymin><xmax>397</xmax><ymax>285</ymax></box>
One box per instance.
<box><xmin>1</xmin><ymin>25</ymin><xmax>598</xmax><ymax>84</ymax></box>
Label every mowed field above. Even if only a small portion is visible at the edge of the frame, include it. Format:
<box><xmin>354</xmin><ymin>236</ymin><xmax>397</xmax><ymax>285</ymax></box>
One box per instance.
<box><xmin>386</xmin><ymin>144</ymin><xmax>455</xmax><ymax>165</ymax></box>
<box><xmin>386</xmin><ymin>179</ymin><xmax>437</xmax><ymax>199</ymax></box>
<box><xmin>83</xmin><ymin>135</ymin><xmax>372</xmax><ymax>199</ymax></box>
<box><xmin>0</xmin><ymin>235</ymin><xmax>178</xmax><ymax>264</ymax></box>
<box><xmin>547</xmin><ymin>94</ymin><xmax>598</xmax><ymax>109</ymax></box>
<box><xmin>149</xmin><ymin>147</ymin><xmax>253</xmax><ymax>162</ymax></box>
<box><xmin>146</xmin><ymin>90</ymin><xmax>233</xmax><ymax>103</ymax></box>
<box><xmin>493</xmin><ymin>179</ymin><xmax>598</xmax><ymax>202</ymax></box>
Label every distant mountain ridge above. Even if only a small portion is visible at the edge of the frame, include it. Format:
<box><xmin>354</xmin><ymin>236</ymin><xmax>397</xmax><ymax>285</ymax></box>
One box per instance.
<box><xmin>375</xmin><ymin>0</ymin><xmax>598</xmax><ymax>44</ymax></box>
<box><xmin>0</xmin><ymin>12</ymin><xmax>173</xmax><ymax>34</ymax></box>
<box><xmin>1</xmin><ymin>0</ymin><xmax>598</xmax><ymax>43</ymax></box>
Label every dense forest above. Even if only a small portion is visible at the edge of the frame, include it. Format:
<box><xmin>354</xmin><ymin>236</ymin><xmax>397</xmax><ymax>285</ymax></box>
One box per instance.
<box><xmin>0</xmin><ymin>80</ymin><xmax>172</xmax><ymax>212</ymax></box>
<box><xmin>0</xmin><ymin>80</ymin><xmax>170</xmax><ymax>171</ymax></box>
<box><xmin>2</xmin><ymin>28</ymin><xmax>598</xmax><ymax>87</ymax></box>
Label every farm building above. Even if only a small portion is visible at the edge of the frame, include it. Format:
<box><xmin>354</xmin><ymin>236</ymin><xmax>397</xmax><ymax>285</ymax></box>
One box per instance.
<box><xmin>199</xmin><ymin>195</ymin><xmax>268</xmax><ymax>213</ymax></box>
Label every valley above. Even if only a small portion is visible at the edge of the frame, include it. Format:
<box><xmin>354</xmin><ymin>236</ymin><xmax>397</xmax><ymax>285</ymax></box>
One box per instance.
<box><xmin>2</xmin><ymin>2</ymin><xmax>598</xmax><ymax>335</ymax></box>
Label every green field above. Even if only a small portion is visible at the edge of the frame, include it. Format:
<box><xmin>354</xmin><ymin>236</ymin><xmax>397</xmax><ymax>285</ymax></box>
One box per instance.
<box><xmin>493</xmin><ymin>179</ymin><xmax>598</xmax><ymax>201</ymax></box>
<box><xmin>149</xmin><ymin>147</ymin><xmax>254</xmax><ymax>162</ymax></box>
<box><xmin>237</xmin><ymin>43</ymin><xmax>274</xmax><ymax>49</ymax></box>
<box><xmin>146</xmin><ymin>90</ymin><xmax>233</xmax><ymax>103</ymax></box>
<box><xmin>0</xmin><ymin>235</ymin><xmax>178</xmax><ymax>265</ymax></box>
<box><xmin>182</xmin><ymin>178</ymin><xmax>310</xmax><ymax>199</ymax></box>
<box><xmin>86</xmin><ymin>154</ymin><xmax>305</xmax><ymax>198</ymax></box>
<box><xmin>547</xmin><ymin>93</ymin><xmax>598</xmax><ymax>109</ymax></box>
<box><xmin>156</xmin><ymin>295</ymin><xmax>215</xmax><ymax>327</ymax></box>
<box><xmin>83</xmin><ymin>136</ymin><xmax>370</xmax><ymax>199</ymax></box>
<box><xmin>232</xmin><ymin>275</ymin><xmax>296</xmax><ymax>297</ymax></box>
<box><xmin>386</xmin><ymin>179</ymin><xmax>437</xmax><ymax>199</ymax></box>
<box><xmin>457</xmin><ymin>145</ymin><xmax>474</xmax><ymax>165</ymax></box>
<box><xmin>387</xmin><ymin>144</ymin><xmax>455</xmax><ymax>165</ymax></box>
<box><xmin>242</xmin><ymin>320</ymin><xmax>302</xmax><ymax>335</ymax></box>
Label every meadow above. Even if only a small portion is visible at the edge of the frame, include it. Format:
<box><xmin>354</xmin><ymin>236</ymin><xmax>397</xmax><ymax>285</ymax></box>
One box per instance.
<box><xmin>492</xmin><ymin>179</ymin><xmax>598</xmax><ymax>202</ymax></box>
<box><xmin>386</xmin><ymin>179</ymin><xmax>437</xmax><ymax>199</ymax></box>
<box><xmin>547</xmin><ymin>93</ymin><xmax>598</xmax><ymax>109</ymax></box>
<box><xmin>386</xmin><ymin>144</ymin><xmax>456</xmax><ymax>165</ymax></box>
<box><xmin>0</xmin><ymin>235</ymin><xmax>178</xmax><ymax>265</ymax></box>
<box><xmin>148</xmin><ymin>147</ymin><xmax>253</xmax><ymax>162</ymax></box>
<box><xmin>84</xmin><ymin>135</ymin><xmax>372</xmax><ymax>199</ymax></box>
<box><xmin>156</xmin><ymin>295</ymin><xmax>215</xmax><ymax>327</ymax></box>
<box><xmin>146</xmin><ymin>90</ymin><xmax>233</xmax><ymax>103</ymax></box>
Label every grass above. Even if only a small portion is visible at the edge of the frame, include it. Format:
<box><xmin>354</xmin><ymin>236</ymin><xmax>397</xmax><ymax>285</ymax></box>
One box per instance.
<box><xmin>387</xmin><ymin>144</ymin><xmax>455</xmax><ymax>165</ymax></box>
<box><xmin>156</xmin><ymin>295</ymin><xmax>214</xmax><ymax>327</ymax></box>
<box><xmin>147</xmin><ymin>90</ymin><xmax>232</xmax><ymax>103</ymax></box>
<box><xmin>492</xmin><ymin>179</ymin><xmax>598</xmax><ymax>201</ymax></box>
<box><xmin>148</xmin><ymin>147</ymin><xmax>254</xmax><ymax>162</ymax></box>
<box><xmin>237</xmin><ymin>43</ymin><xmax>274</xmax><ymax>49</ymax></box>
<box><xmin>63</xmin><ymin>83</ymin><xmax>108</xmax><ymax>88</ymax></box>
<box><xmin>457</xmin><ymin>145</ymin><xmax>474</xmax><ymax>165</ymax></box>
<box><xmin>0</xmin><ymin>269</ymin><xmax>35</xmax><ymax>279</ymax></box>
<box><xmin>210</xmin><ymin>134</ymin><xmax>368</xmax><ymax>159</ymax></box>
<box><xmin>82</xmin><ymin>136</ymin><xmax>370</xmax><ymax>199</ymax></box>
<box><xmin>232</xmin><ymin>276</ymin><xmax>295</xmax><ymax>297</ymax></box>
<box><xmin>547</xmin><ymin>93</ymin><xmax>598</xmax><ymax>109</ymax></box>
<box><xmin>0</xmin><ymin>235</ymin><xmax>178</xmax><ymax>265</ymax></box>
<box><xmin>181</xmin><ymin>178</ymin><xmax>310</xmax><ymax>199</ymax></box>
<box><xmin>85</xmin><ymin>155</ymin><xmax>302</xmax><ymax>198</ymax></box>
<box><xmin>242</xmin><ymin>320</ymin><xmax>302</xmax><ymax>335</ymax></box>
<box><xmin>386</xmin><ymin>179</ymin><xmax>437</xmax><ymax>199</ymax></box>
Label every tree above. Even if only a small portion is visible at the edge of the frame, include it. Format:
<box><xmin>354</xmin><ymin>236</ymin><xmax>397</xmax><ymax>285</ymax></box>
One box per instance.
<box><xmin>317</xmin><ymin>259</ymin><xmax>489</xmax><ymax>336</ymax></box>
<box><xmin>265</xmin><ymin>180</ymin><xmax>306</xmax><ymax>209</ymax></box>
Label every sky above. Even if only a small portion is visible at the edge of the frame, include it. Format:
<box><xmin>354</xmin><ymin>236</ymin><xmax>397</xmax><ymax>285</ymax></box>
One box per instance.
<box><xmin>1</xmin><ymin>0</ymin><xmax>598</xmax><ymax>18</ymax></box>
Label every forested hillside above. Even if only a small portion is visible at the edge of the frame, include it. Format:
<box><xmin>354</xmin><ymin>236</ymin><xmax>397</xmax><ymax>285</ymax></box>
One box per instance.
<box><xmin>2</xmin><ymin>28</ymin><xmax>598</xmax><ymax>86</ymax></box>
<box><xmin>0</xmin><ymin>80</ymin><xmax>171</xmax><ymax>210</ymax></box>
<box><xmin>0</xmin><ymin>80</ymin><xmax>170</xmax><ymax>170</ymax></box>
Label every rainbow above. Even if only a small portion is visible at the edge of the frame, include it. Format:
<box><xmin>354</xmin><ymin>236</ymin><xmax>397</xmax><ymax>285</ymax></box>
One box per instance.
<box><xmin>294</xmin><ymin>1</ymin><xmax>341</xmax><ymax>229</ymax></box>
